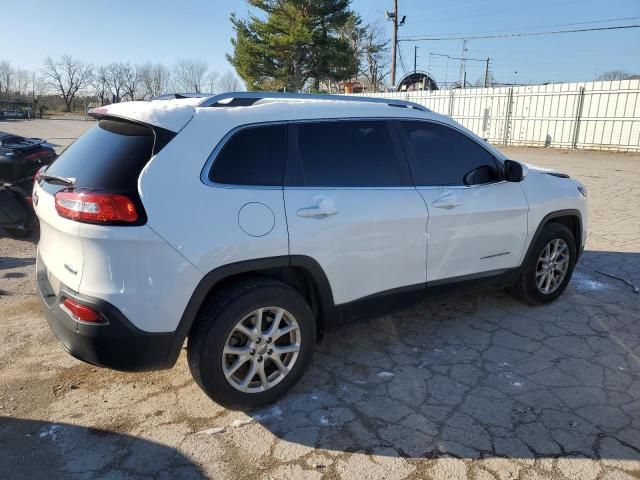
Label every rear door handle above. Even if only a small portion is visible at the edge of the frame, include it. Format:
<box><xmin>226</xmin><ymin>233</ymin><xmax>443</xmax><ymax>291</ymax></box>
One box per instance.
<box><xmin>432</xmin><ymin>192</ymin><xmax>460</xmax><ymax>209</ymax></box>
<box><xmin>296</xmin><ymin>196</ymin><xmax>338</xmax><ymax>219</ymax></box>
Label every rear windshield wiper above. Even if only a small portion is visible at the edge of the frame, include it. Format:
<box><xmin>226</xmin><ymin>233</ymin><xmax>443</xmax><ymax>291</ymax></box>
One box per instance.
<box><xmin>38</xmin><ymin>173</ymin><xmax>76</xmax><ymax>186</ymax></box>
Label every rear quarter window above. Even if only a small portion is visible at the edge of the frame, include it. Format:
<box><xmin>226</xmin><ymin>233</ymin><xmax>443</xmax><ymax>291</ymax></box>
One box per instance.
<box><xmin>208</xmin><ymin>124</ymin><xmax>286</xmax><ymax>186</ymax></box>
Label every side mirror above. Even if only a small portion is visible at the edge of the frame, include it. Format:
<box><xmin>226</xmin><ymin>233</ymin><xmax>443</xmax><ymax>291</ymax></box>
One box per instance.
<box><xmin>463</xmin><ymin>165</ymin><xmax>495</xmax><ymax>186</ymax></box>
<box><xmin>504</xmin><ymin>160</ymin><xmax>525</xmax><ymax>182</ymax></box>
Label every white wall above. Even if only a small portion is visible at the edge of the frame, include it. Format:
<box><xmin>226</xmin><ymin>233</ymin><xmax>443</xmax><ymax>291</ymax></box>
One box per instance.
<box><xmin>346</xmin><ymin>79</ymin><xmax>640</xmax><ymax>152</ymax></box>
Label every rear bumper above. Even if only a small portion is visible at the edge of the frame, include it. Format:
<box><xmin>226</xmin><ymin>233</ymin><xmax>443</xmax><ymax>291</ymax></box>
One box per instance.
<box><xmin>37</xmin><ymin>254</ymin><xmax>178</xmax><ymax>372</ymax></box>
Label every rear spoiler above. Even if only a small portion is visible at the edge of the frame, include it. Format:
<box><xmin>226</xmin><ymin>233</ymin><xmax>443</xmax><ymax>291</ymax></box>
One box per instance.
<box><xmin>89</xmin><ymin>100</ymin><xmax>196</xmax><ymax>133</ymax></box>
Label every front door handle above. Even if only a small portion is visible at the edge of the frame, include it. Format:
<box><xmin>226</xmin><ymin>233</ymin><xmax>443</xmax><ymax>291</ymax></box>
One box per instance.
<box><xmin>296</xmin><ymin>195</ymin><xmax>338</xmax><ymax>219</ymax></box>
<box><xmin>432</xmin><ymin>192</ymin><xmax>460</xmax><ymax>209</ymax></box>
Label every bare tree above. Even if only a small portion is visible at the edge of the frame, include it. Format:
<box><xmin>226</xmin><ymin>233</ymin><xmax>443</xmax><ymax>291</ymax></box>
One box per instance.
<box><xmin>92</xmin><ymin>66</ymin><xmax>110</xmax><ymax>105</ymax></box>
<box><xmin>139</xmin><ymin>62</ymin><xmax>171</xmax><ymax>98</ymax></box>
<box><xmin>206</xmin><ymin>70</ymin><xmax>220</xmax><ymax>93</ymax></box>
<box><xmin>0</xmin><ymin>60</ymin><xmax>15</xmax><ymax>99</ymax></box>
<box><xmin>218</xmin><ymin>71</ymin><xmax>243</xmax><ymax>92</ymax></box>
<box><xmin>121</xmin><ymin>63</ymin><xmax>141</xmax><ymax>101</ymax></box>
<box><xmin>361</xmin><ymin>23</ymin><xmax>389</xmax><ymax>92</ymax></box>
<box><xmin>596</xmin><ymin>70</ymin><xmax>631</xmax><ymax>81</ymax></box>
<box><xmin>42</xmin><ymin>55</ymin><xmax>93</xmax><ymax>112</ymax></box>
<box><xmin>173</xmin><ymin>59</ymin><xmax>208</xmax><ymax>93</ymax></box>
<box><xmin>31</xmin><ymin>72</ymin><xmax>48</xmax><ymax>99</ymax></box>
<box><xmin>15</xmin><ymin>68</ymin><xmax>31</xmax><ymax>96</ymax></box>
<box><xmin>104</xmin><ymin>62</ymin><xmax>128</xmax><ymax>103</ymax></box>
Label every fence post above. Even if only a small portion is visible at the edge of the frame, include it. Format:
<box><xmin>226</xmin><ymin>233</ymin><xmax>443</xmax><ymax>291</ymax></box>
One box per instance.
<box><xmin>571</xmin><ymin>86</ymin><xmax>586</xmax><ymax>149</ymax></box>
<box><xmin>503</xmin><ymin>87</ymin><xmax>514</xmax><ymax>146</ymax></box>
<box><xmin>448</xmin><ymin>90</ymin><xmax>455</xmax><ymax>117</ymax></box>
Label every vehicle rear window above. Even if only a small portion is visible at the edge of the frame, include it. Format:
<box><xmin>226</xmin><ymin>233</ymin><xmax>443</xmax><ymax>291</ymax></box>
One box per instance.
<box><xmin>209</xmin><ymin>124</ymin><xmax>286</xmax><ymax>186</ymax></box>
<box><xmin>41</xmin><ymin>119</ymin><xmax>156</xmax><ymax>194</ymax></box>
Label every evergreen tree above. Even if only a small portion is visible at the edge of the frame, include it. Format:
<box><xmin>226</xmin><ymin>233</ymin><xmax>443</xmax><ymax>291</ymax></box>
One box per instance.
<box><xmin>228</xmin><ymin>0</ymin><xmax>359</xmax><ymax>91</ymax></box>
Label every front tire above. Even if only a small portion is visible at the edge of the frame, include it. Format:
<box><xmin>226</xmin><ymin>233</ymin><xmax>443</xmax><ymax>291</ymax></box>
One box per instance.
<box><xmin>187</xmin><ymin>278</ymin><xmax>316</xmax><ymax>409</ymax></box>
<box><xmin>507</xmin><ymin>222</ymin><xmax>576</xmax><ymax>305</ymax></box>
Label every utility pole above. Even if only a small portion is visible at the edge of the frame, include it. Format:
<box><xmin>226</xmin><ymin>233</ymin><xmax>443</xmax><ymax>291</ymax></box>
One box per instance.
<box><xmin>459</xmin><ymin>39</ymin><xmax>468</xmax><ymax>88</ymax></box>
<box><xmin>414</xmin><ymin>46</ymin><xmax>418</xmax><ymax>74</ymax></box>
<box><xmin>386</xmin><ymin>1</ymin><xmax>405</xmax><ymax>88</ymax></box>
<box><xmin>391</xmin><ymin>0</ymin><xmax>398</xmax><ymax>87</ymax></box>
<box><xmin>483</xmin><ymin>57</ymin><xmax>490</xmax><ymax>87</ymax></box>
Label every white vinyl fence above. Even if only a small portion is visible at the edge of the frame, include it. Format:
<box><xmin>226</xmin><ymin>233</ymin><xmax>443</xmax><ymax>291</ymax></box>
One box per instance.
<box><xmin>346</xmin><ymin>79</ymin><xmax>640</xmax><ymax>152</ymax></box>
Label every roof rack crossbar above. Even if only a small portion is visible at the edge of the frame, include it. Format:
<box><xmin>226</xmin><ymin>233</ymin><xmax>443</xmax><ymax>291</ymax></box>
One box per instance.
<box><xmin>197</xmin><ymin>91</ymin><xmax>429</xmax><ymax>111</ymax></box>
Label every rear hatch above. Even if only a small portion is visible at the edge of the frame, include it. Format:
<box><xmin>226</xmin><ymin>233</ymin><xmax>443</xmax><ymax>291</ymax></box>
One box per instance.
<box><xmin>34</xmin><ymin>118</ymin><xmax>173</xmax><ymax>291</ymax></box>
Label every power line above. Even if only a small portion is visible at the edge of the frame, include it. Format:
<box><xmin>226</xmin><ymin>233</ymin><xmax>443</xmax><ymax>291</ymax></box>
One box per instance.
<box><xmin>399</xmin><ymin>24</ymin><xmax>640</xmax><ymax>42</ymax></box>
<box><xmin>406</xmin><ymin>16</ymin><xmax>640</xmax><ymax>36</ymax></box>
<box><xmin>397</xmin><ymin>44</ymin><xmax>408</xmax><ymax>75</ymax></box>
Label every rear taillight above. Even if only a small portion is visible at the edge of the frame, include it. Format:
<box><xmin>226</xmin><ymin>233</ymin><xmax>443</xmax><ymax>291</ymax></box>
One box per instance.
<box><xmin>23</xmin><ymin>150</ymin><xmax>51</xmax><ymax>161</ymax></box>
<box><xmin>62</xmin><ymin>298</ymin><xmax>103</xmax><ymax>323</ymax></box>
<box><xmin>55</xmin><ymin>190</ymin><xmax>138</xmax><ymax>224</ymax></box>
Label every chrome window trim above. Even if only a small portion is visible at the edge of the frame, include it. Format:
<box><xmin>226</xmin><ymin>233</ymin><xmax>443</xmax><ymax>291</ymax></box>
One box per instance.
<box><xmin>283</xmin><ymin>186</ymin><xmax>418</xmax><ymax>191</ymax></box>
<box><xmin>414</xmin><ymin>180</ymin><xmax>509</xmax><ymax>190</ymax></box>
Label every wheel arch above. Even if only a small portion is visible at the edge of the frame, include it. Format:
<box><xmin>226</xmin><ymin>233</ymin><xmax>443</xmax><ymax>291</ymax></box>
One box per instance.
<box><xmin>165</xmin><ymin>255</ymin><xmax>334</xmax><ymax>367</ymax></box>
<box><xmin>523</xmin><ymin>209</ymin><xmax>583</xmax><ymax>266</ymax></box>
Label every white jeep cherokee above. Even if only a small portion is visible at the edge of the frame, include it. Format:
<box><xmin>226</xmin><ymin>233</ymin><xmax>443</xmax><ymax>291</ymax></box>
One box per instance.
<box><xmin>34</xmin><ymin>92</ymin><xmax>587</xmax><ymax>408</ymax></box>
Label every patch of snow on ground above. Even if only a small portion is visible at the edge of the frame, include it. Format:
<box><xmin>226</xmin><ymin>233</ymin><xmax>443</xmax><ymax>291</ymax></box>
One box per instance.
<box><xmin>572</xmin><ymin>271</ymin><xmax>611</xmax><ymax>292</ymax></box>
<box><xmin>39</xmin><ymin>425</ymin><xmax>61</xmax><ymax>440</ymax></box>
<box><xmin>230</xmin><ymin>418</ymin><xmax>254</xmax><ymax>428</ymax></box>
<box><xmin>198</xmin><ymin>427</ymin><xmax>225</xmax><ymax>435</ymax></box>
<box><xmin>254</xmin><ymin>405</ymin><xmax>283</xmax><ymax>421</ymax></box>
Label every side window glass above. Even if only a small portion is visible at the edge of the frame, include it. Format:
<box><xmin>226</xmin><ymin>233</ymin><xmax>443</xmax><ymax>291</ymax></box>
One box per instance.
<box><xmin>295</xmin><ymin>120</ymin><xmax>403</xmax><ymax>187</ymax></box>
<box><xmin>209</xmin><ymin>124</ymin><xmax>286</xmax><ymax>186</ymax></box>
<box><xmin>401</xmin><ymin>121</ymin><xmax>500</xmax><ymax>186</ymax></box>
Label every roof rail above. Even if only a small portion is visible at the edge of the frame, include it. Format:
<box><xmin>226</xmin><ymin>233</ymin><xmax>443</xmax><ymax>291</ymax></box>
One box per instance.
<box><xmin>151</xmin><ymin>92</ymin><xmax>212</xmax><ymax>101</ymax></box>
<box><xmin>197</xmin><ymin>91</ymin><xmax>430</xmax><ymax>111</ymax></box>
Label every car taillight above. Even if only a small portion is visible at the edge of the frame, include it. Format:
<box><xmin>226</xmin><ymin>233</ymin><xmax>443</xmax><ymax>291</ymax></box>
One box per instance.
<box><xmin>55</xmin><ymin>190</ymin><xmax>138</xmax><ymax>224</ymax></box>
<box><xmin>23</xmin><ymin>150</ymin><xmax>51</xmax><ymax>161</ymax></box>
<box><xmin>62</xmin><ymin>298</ymin><xmax>103</xmax><ymax>323</ymax></box>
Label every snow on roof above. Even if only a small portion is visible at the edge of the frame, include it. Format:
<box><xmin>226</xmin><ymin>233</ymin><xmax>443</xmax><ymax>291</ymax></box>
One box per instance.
<box><xmin>89</xmin><ymin>98</ymin><xmax>200</xmax><ymax>132</ymax></box>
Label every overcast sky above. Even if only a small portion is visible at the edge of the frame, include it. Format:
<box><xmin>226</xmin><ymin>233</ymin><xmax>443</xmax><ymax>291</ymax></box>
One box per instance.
<box><xmin>1</xmin><ymin>0</ymin><xmax>638</xmax><ymax>85</ymax></box>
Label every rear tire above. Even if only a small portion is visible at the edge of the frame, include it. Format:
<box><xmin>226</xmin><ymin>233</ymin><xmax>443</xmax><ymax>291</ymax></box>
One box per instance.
<box><xmin>3</xmin><ymin>217</ymin><xmax>38</xmax><ymax>239</ymax></box>
<box><xmin>187</xmin><ymin>278</ymin><xmax>316</xmax><ymax>409</ymax></box>
<box><xmin>507</xmin><ymin>222</ymin><xmax>576</xmax><ymax>305</ymax></box>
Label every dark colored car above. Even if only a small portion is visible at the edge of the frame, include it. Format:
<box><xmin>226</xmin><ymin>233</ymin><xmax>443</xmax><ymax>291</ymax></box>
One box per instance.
<box><xmin>0</xmin><ymin>131</ymin><xmax>57</xmax><ymax>237</ymax></box>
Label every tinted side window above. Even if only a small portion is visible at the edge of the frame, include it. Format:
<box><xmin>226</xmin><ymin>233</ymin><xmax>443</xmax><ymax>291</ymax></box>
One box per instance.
<box><xmin>401</xmin><ymin>121</ymin><xmax>500</xmax><ymax>186</ymax></box>
<box><xmin>295</xmin><ymin>120</ymin><xmax>403</xmax><ymax>187</ymax></box>
<box><xmin>210</xmin><ymin>125</ymin><xmax>286</xmax><ymax>186</ymax></box>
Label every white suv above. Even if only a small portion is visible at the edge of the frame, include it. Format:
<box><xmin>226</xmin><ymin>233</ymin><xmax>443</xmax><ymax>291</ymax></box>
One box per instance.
<box><xmin>34</xmin><ymin>92</ymin><xmax>587</xmax><ymax>408</ymax></box>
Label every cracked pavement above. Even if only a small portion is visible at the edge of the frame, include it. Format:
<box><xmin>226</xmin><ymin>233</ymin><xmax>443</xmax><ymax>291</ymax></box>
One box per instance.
<box><xmin>1</xmin><ymin>120</ymin><xmax>639</xmax><ymax>479</ymax></box>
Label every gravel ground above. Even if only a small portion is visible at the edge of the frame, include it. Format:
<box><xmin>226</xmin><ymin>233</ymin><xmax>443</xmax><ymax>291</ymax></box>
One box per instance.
<box><xmin>1</xmin><ymin>119</ymin><xmax>639</xmax><ymax>480</ymax></box>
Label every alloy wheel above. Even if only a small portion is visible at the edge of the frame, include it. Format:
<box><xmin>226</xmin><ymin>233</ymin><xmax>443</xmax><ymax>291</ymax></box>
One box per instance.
<box><xmin>222</xmin><ymin>307</ymin><xmax>301</xmax><ymax>393</ymax></box>
<box><xmin>535</xmin><ymin>238</ymin><xmax>570</xmax><ymax>294</ymax></box>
